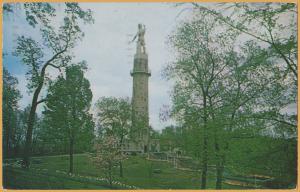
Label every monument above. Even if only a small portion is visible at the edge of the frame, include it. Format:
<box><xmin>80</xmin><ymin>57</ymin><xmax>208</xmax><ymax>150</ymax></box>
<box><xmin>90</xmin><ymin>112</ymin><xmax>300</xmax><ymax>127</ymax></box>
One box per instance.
<box><xmin>130</xmin><ymin>24</ymin><xmax>151</xmax><ymax>153</ymax></box>
<box><xmin>121</xmin><ymin>24</ymin><xmax>159</xmax><ymax>154</ymax></box>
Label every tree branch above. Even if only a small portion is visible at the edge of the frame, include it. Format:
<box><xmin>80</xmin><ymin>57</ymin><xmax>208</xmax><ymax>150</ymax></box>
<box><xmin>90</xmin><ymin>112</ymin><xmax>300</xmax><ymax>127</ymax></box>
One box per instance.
<box><xmin>36</xmin><ymin>98</ymin><xmax>47</xmax><ymax>105</ymax></box>
<box><xmin>192</xmin><ymin>3</ymin><xmax>272</xmax><ymax>44</ymax></box>
<box><xmin>245</xmin><ymin>115</ymin><xmax>297</xmax><ymax>128</ymax></box>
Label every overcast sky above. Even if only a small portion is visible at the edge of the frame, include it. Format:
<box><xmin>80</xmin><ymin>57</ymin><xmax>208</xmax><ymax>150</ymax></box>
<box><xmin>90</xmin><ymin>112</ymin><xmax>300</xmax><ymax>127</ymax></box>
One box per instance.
<box><xmin>3</xmin><ymin>3</ymin><xmax>192</xmax><ymax>131</ymax></box>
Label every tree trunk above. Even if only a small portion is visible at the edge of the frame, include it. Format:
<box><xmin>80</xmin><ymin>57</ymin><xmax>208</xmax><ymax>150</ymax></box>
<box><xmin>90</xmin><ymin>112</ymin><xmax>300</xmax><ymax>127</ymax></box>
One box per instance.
<box><xmin>4</xmin><ymin>108</ymin><xmax>11</xmax><ymax>158</ymax></box>
<box><xmin>201</xmin><ymin>94</ymin><xmax>208</xmax><ymax>189</ymax></box>
<box><xmin>109</xmin><ymin>163</ymin><xmax>113</xmax><ymax>187</ymax></box>
<box><xmin>215</xmin><ymin>133</ymin><xmax>226</xmax><ymax>189</ymax></box>
<box><xmin>215</xmin><ymin>137</ymin><xmax>225</xmax><ymax>189</ymax></box>
<box><xmin>215</xmin><ymin>114</ymin><xmax>233</xmax><ymax>188</ymax></box>
<box><xmin>119</xmin><ymin>161</ymin><xmax>123</xmax><ymax>177</ymax></box>
<box><xmin>69</xmin><ymin>138</ymin><xmax>74</xmax><ymax>174</ymax></box>
<box><xmin>22</xmin><ymin>66</ymin><xmax>48</xmax><ymax>168</ymax></box>
<box><xmin>214</xmin><ymin>128</ymin><xmax>222</xmax><ymax>189</ymax></box>
<box><xmin>22</xmin><ymin>48</ymin><xmax>66</xmax><ymax>168</ymax></box>
<box><xmin>216</xmin><ymin>139</ymin><xmax>229</xmax><ymax>189</ymax></box>
<box><xmin>216</xmin><ymin>155</ymin><xmax>225</xmax><ymax>189</ymax></box>
<box><xmin>201</xmin><ymin>137</ymin><xmax>208</xmax><ymax>189</ymax></box>
<box><xmin>22</xmin><ymin>102</ymin><xmax>38</xmax><ymax>168</ymax></box>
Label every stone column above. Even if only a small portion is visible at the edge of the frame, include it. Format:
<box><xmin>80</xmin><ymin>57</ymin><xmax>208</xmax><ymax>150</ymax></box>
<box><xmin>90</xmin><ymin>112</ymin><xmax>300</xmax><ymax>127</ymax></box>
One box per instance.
<box><xmin>131</xmin><ymin>49</ymin><xmax>151</xmax><ymax>153</ymax></box>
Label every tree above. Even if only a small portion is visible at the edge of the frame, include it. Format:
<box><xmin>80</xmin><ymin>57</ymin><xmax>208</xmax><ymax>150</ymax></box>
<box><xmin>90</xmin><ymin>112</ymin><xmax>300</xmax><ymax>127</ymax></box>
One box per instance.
<box><xmin>159</xmin><ymin>125</ymin><xmax>183</xmax><ymax>152</ymax></box>
<box><xmin>191</xmin><ymin>2</ymin><xmax>297</xmax><ymax>140</ymax></box>
<box><xmin>191</xmin><ymin>4</ymin><xmax>298</xmax><ymax>187</ymax></box>
<box><xmin>191</xmin><ymin>3</ymin><xmax>297</xmax><ymax>137</ymax></box>
<box><xmin>3</xmin><ymin>68</ymin><xmax>21</xmax><ymax>158</ymax></box>
<box><xmin>209</xmin><ymin>40</ymin><xmax>283</xmax><ymax>188</ymax></box>
<box><xmin>166</xmin><ymin>4</ymin><xmax>296</xmax><ymax>189</ymax></box>
<box><xmin>11</xmin><ymin>109</ymin><xmax>27</xmax><ymax>156</ymax></box>
<box><xmin>192</xmin><ymin>3</ymin><xmax>297</xmax><ymax>80</ymax></box>
<box><xmin>90</xmin><ymin>136</ymin><xmax>124</xmax><ymax>187</ymax></box>
<box><xmin>43</xmin><ymin>63</ymin><xmax>94</xmax><ymax>173</ymax></box>
<box><xmin>165</xmin><ymin>8</ymin><xmax>287</xmax><ymax>188</ymax></box>
<box><xmin>165</xmin><ymin>13</ymin><xmax>240</xmax><ymax>188</ymax></box>
<box><xmin>4</xmin><ymin>3</ymin><xmax>56</xmax><ymax>27</ymax></box>
<box><xmin>12</xmin><ymin>3</ymin><xmax>93</xmax><ymax>168</ymax></box>
<box><xmin>95</xmin><ymin>97</ymin><xmax>131</xmax><ymax>177</ymax></box>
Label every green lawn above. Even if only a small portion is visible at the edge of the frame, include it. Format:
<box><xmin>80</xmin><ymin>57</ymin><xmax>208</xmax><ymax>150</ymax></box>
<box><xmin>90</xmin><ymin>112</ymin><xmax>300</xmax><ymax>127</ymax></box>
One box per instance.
<box><xmin>3</xmin><ymin>165</ymin><xmax>110</xmax><ymax>189</ymax></box>
<box><xmin>3</xmin><ymin>154</ymin><xmax>249</xmax><ymax>189</ymax></box>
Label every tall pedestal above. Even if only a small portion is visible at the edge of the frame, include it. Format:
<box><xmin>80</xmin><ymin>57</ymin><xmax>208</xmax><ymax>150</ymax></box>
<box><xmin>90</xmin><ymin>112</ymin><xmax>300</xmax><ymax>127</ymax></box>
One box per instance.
<box><xmin>131</xmin><ymin>52</ymin><xmax>151</xmax><ymax>153</ymax></box>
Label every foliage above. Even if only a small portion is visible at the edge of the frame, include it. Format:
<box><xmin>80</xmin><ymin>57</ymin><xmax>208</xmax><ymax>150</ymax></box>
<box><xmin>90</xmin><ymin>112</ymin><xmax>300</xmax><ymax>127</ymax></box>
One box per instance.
<box><xmin>159</xmin><ymin>125</ymin><xmax>184</xmax><ymax>152</ymax></box>
<box><xmin>95</xmin><ymin>97</ymin><xmax>131</xmax><ymax>144</ymax></box>
<box><xmin>95</xmin><ymin>96</ymin><xmax>131</xmax><ymax>177</ymax></box>
<box><xmin>165</xmin><ymin>3</ymin><xmax>297</xmax><ymax>189</ymax></box>
<box><xmin>4</xmin><ymin>3</ymin><xmax>94</xmax><ymax>27</ymax></box>
<box><xmin>192</xmin><ymin>3</ymin><xmax>297</xmax><ymax>79</ymax></box>
<box><xmin>90</xmin><ymin>136</ymin><xmax>125</xmax><ymax>187</ymax></box>
<box><xmin>3</xmin><ymin>68</ymin><xmax>22</xmax><ymax>158</ymax></box>
<box><xmin>9</xmin><ymin>2</ymin><xmax>94</xmax><ymax>167</ymax></box>
<box><xmin>43</xmin><ymin>63</ymin><xmax>94</xmax><ymax>173</ymax></box>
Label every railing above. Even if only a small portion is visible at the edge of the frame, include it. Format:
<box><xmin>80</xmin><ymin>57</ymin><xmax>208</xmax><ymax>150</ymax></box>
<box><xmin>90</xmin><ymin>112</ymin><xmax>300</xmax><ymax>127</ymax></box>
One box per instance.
<box><xmin>130</xmin><ymin>69</ymin><xmax>151</xmax><ymax>76</ymax></box>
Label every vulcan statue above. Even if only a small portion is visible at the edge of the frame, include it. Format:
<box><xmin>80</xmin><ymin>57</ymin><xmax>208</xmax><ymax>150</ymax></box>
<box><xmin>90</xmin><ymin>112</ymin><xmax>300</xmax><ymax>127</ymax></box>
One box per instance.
<box><xmin>131</xmin><ymin>23</ymin><xmax>146</xmax><ymax>54</ymax></box>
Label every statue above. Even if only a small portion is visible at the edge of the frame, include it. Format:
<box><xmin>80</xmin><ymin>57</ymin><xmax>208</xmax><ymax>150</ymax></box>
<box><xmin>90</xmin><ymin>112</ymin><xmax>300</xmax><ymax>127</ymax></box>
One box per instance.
<box><xmin>131</xmin><ymin>24</ymin><xmax>146</xmax><ymax>54</ymax></box>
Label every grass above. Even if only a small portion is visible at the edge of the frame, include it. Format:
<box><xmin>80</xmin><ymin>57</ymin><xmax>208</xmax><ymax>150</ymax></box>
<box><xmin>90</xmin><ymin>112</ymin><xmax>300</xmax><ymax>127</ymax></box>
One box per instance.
<box><xmin>3</xmin><ymin>153</ymin><xmax>249</xmax><ymax>189</ymax></box>
<box><xmin>3</xmin><ymin>166</ymin><xmax>110</xmax><ymax>189</ymax></box>
<box><xmin>121</xmin><ymin>156</ymin><xmax>201</xmax><ymax>189</ymax></box>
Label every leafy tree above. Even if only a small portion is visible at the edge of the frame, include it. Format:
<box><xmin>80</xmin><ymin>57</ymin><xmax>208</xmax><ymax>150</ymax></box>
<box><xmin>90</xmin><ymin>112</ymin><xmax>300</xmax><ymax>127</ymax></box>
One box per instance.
<box><xmin>165</xmin><ymin>7</ymin><xmax>293</xmax><ymax>188</ymax></box>
<box><xmin>9</xmin><ymin>105</ymin><xmax>36</xmax><ymax>157</ymax></box>
<box><xmin>3</xmin><ymin>68</ymin><xmax>21</xmax><ymax>158</ymax></box>
<box><xmin>90</xmin><ymin>136</ymin><xmax>124</xmax><ymax>187</ymax></box>
<box><xmin>95</xmin><ymin>97</ymin><xmax>131</xmax><ymax>177</ymax></box>
<box><xmin>43</xmin><ymin>63</ymin><xmax>94</xmax><ymax>173</ymax></box>
<box><xmin>11</xmin><ymin>3</ymin><xmax>93</xmax><ymax>168</ymax></box>
<box><xmin>227</xmin><ymin>134</ymin><xmax>297</xmax><ymax>188</ymax></box>
<box><xmin>159</xmin><ymin>125</ymin><xmax>184</xmax><ymax>152</ymax></box>
<box><xmin>165</xmin><ymin>13</ymin><xmax>240</xmax><ymax>188</ymax></box>
<box><xmin>11</xmin><ymin>109</ymin><xmax>27</xmax><ymax>156</ymax></box>
<box><xmin>191</xmin><ymin>3</ymin><xmax>297</xmax><ymax>138</ymax></box>
<box><xmin>4</xmin><ymin>3</ymin><xmax>93</xmax><ymax>28</ymax></box>
<box><xmin>192</xmin><ymin>3</ymin><xmax>297</xmax><ymax>79</ymax></box>
<box><xmin>3</xmin><ymin>4</ymin><xmax>13</xmax><ymax>13</ymax></box>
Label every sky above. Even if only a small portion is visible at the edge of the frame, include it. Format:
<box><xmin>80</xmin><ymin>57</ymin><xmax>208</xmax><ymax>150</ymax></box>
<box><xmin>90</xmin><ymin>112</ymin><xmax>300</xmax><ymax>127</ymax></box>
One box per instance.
<box><xmin>3</xmin><ymin>3</ymin><xmax>191</xmax><ymax>131</ymax></box>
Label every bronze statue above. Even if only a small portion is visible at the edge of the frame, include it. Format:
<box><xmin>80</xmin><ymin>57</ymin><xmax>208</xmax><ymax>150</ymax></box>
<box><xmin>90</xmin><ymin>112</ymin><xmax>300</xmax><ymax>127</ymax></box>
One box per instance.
<box><xmin>131</xmin><ymin>24</ymin><xmax>146</xmax><ymax>54</ymax></box>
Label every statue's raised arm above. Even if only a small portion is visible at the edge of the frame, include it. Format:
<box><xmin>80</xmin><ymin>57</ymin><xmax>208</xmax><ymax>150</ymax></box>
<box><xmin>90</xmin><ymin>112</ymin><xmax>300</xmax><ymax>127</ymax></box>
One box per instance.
<box><xmin>131</xmin><ymin>34</ymin><xmax>137</xmax><ymax>43</ymax></box>
<box><xmin>133</xmin><ymin>23</ymin><xmax>146</xmax><ymax>54</ymax></box>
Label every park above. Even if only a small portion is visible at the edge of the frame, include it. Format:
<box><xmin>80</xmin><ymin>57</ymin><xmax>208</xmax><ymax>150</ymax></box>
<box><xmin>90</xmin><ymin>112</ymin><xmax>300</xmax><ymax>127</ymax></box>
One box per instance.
<box><xmin>3</xmin><ymin>2</ymin><xmax>297</xmax><ymax>189</ymax></box>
